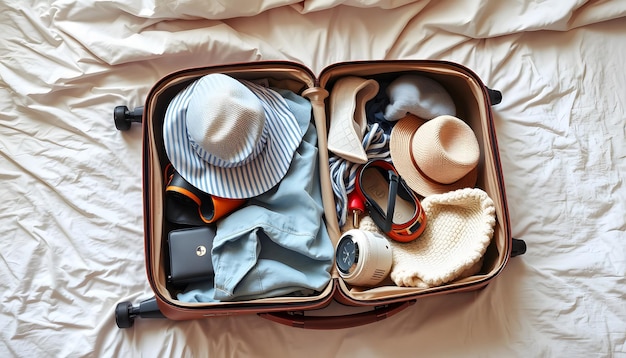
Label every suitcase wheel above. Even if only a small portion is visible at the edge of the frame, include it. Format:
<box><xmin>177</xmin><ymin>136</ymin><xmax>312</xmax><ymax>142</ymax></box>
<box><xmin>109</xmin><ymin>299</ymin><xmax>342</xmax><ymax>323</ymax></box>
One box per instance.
<box><xmin>115</xmin><ymin>297</ymin><xmax>165</xmax><ymax>329</ymax></box>
<box><xmin>114</xmin><ymin>105</ymin><xmax>143</xmax><ymax>131</ymax></box>
<box><xmin>486</xmin><ymin>87</ymin><xmax>502</xmax><ymax>105</ymax></box>
<box><xmin>511</xmin><ymin>238</ymin><xmax>527</xmax><ymax>257</ymax></box>
<box><xmin>115</xmin><ymin>301</ymin><xmax>134</xmax><ymax>328</ymax></box>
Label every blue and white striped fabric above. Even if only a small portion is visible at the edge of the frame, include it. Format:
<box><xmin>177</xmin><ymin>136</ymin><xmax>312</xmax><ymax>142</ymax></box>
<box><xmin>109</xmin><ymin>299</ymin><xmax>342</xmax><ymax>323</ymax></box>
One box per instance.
<box><xmin>329</xmin><ymin>122</ymin><xmax>392</xmax><ymax>227</ymax></box>
<box><xmin>163</xmin><ymin>74</ymin><xmax>306</xmax><ymax>199</ymax></box>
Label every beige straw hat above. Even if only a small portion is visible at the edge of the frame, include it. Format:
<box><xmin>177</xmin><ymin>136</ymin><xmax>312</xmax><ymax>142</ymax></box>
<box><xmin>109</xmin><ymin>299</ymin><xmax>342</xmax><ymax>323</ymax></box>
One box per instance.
<box><xmin>389</xmin><ymin>114</ymin><xmax>480</xmax><ymax>197</ymax></box>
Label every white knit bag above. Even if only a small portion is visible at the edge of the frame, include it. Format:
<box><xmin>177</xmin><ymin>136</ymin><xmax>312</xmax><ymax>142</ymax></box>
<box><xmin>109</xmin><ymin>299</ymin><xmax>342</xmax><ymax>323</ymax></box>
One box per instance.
<box><xmin>389</xmin><ymin>188</ymin><xmax>496</xmax><ymax>288</ymax></box>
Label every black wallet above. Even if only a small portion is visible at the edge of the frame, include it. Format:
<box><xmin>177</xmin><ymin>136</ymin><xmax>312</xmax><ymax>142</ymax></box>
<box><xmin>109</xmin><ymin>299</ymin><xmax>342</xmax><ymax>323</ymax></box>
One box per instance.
<box><xmin>167</xmin><ymin>226</ymin><xmax>216</xmax><ymax>285</ymax></box>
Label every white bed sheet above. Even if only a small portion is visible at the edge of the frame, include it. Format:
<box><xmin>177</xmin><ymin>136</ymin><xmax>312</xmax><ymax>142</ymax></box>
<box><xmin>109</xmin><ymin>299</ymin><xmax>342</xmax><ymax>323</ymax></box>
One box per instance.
<box><xmin>1</xmin><ymin>0</ymin><xmax>625</xmax><ymax>356</ymax></box>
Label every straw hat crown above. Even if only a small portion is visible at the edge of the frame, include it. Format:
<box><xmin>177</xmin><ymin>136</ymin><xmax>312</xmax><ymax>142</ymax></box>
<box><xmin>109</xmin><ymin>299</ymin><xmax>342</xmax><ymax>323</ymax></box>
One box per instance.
<box><xmin>390</xmin><ymin>115</ymin><xmax>480</xmax><ymax>197</ymax></box>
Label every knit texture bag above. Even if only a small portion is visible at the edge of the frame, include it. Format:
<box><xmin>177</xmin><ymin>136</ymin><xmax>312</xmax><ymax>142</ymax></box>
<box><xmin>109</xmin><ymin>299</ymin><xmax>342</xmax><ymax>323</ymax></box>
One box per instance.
<box><xmin>387</xmin><ymin>188</ymin><xmax>496</xmax><ymax>288</ymax></box>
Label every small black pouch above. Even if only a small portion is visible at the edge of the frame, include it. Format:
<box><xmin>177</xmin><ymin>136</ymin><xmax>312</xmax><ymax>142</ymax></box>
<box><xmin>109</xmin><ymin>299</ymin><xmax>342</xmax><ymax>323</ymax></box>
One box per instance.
<box><xmin>167</xmin><ymin>226</ymin><xmax>216</xmax><ymax>285</ymax></box>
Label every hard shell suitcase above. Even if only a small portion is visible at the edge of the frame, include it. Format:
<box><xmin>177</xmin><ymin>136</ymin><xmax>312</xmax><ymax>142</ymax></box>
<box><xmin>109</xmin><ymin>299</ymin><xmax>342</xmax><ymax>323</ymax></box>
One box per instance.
<box><xmin>114</xmin><ymin>60</ymin><xmax>526</xmax><ymax>329</ymax></box>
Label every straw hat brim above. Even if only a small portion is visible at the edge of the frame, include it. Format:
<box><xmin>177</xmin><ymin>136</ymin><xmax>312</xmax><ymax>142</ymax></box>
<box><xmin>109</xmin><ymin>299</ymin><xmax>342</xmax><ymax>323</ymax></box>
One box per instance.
<box><xmin>389</xmin><ymin>115</ymin><xmax>478</xmax><ymax>197</ymax></box>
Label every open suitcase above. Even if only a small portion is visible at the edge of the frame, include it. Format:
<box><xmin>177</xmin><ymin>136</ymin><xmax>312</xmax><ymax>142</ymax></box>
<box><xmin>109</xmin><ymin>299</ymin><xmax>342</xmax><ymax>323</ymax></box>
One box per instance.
<box><xmin>114</xmin><ymin>60</ymin><xmax>526</xmax><ymax>329</ymax></box>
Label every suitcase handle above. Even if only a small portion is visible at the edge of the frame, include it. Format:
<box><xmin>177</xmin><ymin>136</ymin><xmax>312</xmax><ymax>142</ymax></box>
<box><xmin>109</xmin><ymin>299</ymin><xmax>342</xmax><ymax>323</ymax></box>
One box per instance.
<box><xmin>258</xmin><ymin>301</ymin><xmax>414</xmax><ymax>329</ymax></box>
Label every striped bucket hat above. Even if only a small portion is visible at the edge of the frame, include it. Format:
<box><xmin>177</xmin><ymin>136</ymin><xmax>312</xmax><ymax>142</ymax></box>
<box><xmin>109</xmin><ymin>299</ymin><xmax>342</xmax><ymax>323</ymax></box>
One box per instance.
<box><xmin>163</xmin><ymin>73</ymin><xmax>304</xmax><ymax>199</ymax></box>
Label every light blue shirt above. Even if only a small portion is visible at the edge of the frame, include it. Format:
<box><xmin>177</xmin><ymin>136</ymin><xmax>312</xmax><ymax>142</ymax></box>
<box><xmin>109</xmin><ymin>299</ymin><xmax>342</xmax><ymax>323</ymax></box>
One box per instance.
<box><xmin>177</xmin><ymin>90</ymin><xmax>334</xmax><ymax>302</ymax></box>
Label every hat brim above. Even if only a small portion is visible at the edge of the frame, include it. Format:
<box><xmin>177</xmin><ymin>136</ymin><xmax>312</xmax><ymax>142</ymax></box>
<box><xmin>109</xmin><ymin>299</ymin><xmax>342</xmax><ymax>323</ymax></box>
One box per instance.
<box><xmin>163</xmin><ymin>77</ymin><xmax>306</xmax><ymax>199</ymax></box>
<box><xmin>389</xmin><ymin>115</ymin><xmax>478</xmax><ymax>197</ymax></box>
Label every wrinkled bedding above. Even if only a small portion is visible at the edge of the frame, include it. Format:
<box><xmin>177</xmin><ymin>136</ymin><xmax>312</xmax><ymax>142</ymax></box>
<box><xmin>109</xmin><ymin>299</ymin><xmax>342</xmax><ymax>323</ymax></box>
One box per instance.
<box><xmin>1</xmin><ymin>0</ymin><xmax>625</xmax><ymax>356</ymax></box>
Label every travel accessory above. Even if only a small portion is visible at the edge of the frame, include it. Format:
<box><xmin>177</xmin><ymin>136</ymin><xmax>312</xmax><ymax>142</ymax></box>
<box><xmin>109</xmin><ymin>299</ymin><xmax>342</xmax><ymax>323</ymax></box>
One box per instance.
<box><xmin>327</xmin><ymin>76</ymin><xmax>380</xmax><ymax>164</ymax></box>
<box><xmin>389</xmin><ymin>188</ymin><xmax>496</xmax><ymax>288</ymax></box>
<box><xmin>164</xmin><ymin>165</ymin><xmax>246</xmax><ymax>226</ymax></box>
<box><xmin>389</xmin><ymin>114</ymin><xmax>480</xmax><ymax>197</ymax></box>
<box><xmin>383</xmin><ymin>74</ymin><xmax>456</xmax><ymax>121</ymax></box>
<box><xmin>346</xmin><ymin>190</ymin><xmax>365</xmax><ymax>228</ymax></box>
<box><xmin>354</xmin><ymin>160</ymin><xmax>426</xmax><ymax>243</ymax></box>
<box><xmin>163</xmin><ymin>73</ymin><xmax>305</xmax><ymax>199</ymax></box>
<box><xmin>335</xmin><ymin>229</ymin><xmax>393</xmax><ymax>287</ymax></box>
<box><xmin>168</xmin><ymin>226</ymin><xmax>217</xmax><ymax>285</ymax></box>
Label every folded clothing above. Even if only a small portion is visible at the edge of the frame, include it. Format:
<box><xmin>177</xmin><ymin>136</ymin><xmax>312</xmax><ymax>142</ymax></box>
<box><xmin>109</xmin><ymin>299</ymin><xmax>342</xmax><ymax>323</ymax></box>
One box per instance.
<box><xmin>383</xmin><ymin>74</ymin><xmax>456</xmax><ymax>121</ymax></box>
